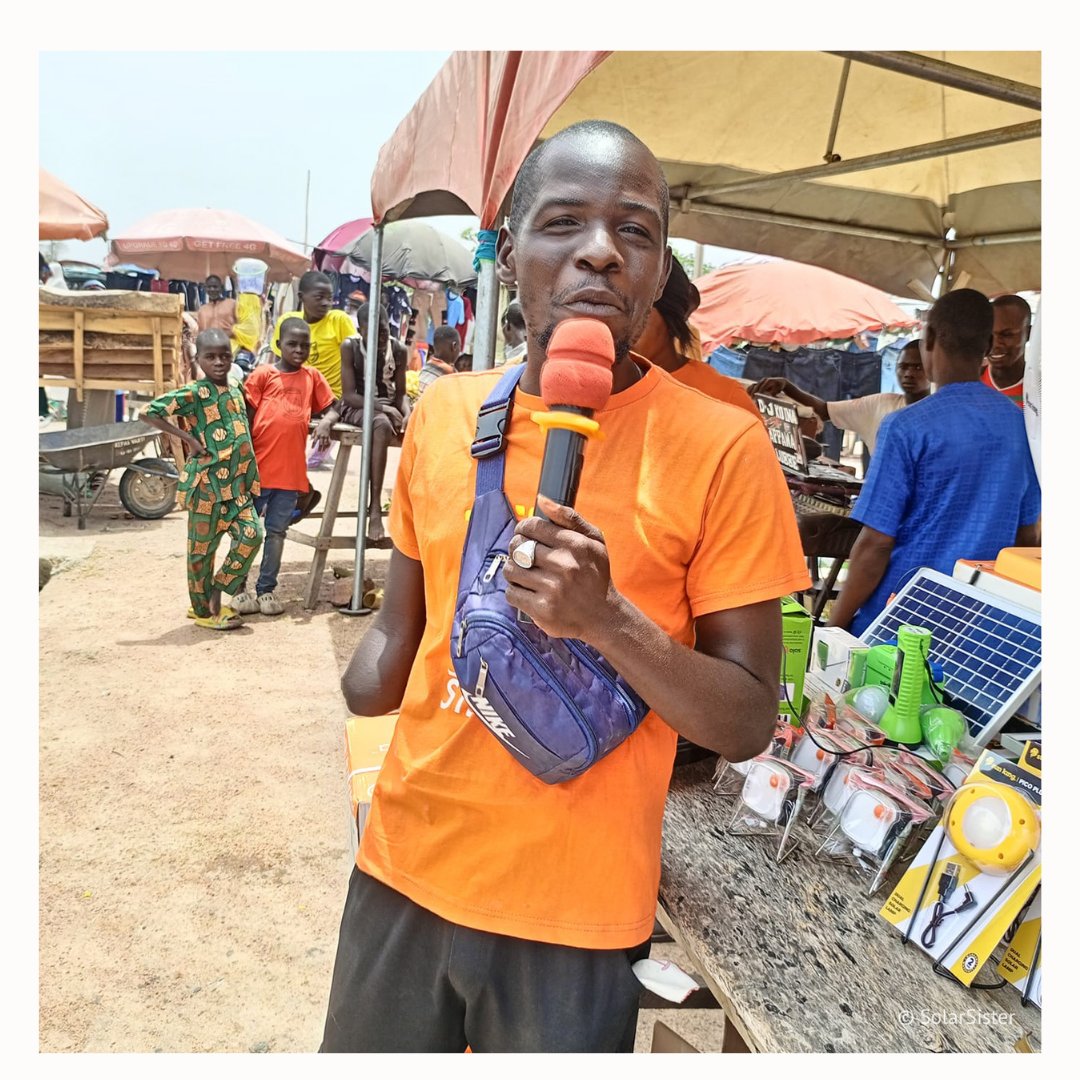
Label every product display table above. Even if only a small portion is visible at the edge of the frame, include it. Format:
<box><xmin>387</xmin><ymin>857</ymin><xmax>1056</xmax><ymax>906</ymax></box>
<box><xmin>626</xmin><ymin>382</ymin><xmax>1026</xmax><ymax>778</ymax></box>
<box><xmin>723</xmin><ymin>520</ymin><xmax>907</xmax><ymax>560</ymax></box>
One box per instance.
<box><xmin>658</xmin><ymin>760</ymin><xmax>1042</xmax><ymax>1053</ymax></box>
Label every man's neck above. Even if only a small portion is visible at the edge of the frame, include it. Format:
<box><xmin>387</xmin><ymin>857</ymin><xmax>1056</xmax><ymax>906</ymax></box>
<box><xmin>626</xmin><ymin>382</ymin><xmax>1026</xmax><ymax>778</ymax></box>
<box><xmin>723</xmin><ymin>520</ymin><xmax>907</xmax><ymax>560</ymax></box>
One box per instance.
<box><xmin>903</xmin><ymin>388</ymin><xmax>931</xmax><ymax>405</ymax></box>
<box><xmin>988</xmin><ymin>361</ymin><xmax>1026</xmax><ymax>389</ymax></box>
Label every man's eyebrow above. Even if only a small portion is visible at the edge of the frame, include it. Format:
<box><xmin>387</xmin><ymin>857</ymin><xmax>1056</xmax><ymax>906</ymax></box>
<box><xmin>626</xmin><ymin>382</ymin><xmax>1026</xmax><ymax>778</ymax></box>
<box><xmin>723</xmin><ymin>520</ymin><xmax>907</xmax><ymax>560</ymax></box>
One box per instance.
<box><xmin>530</xmin><ymin>196</ymin><xmax>663</xmax><ymax>228</ymax></box>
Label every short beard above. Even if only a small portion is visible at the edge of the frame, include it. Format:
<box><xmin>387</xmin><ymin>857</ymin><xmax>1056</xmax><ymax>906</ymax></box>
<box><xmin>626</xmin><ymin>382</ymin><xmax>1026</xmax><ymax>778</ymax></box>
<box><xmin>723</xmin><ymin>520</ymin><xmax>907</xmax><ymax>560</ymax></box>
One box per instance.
<box><xmin>536</xmin><ymin>320</ymin><xmax>632</xmax><ymax>362</ymax></box>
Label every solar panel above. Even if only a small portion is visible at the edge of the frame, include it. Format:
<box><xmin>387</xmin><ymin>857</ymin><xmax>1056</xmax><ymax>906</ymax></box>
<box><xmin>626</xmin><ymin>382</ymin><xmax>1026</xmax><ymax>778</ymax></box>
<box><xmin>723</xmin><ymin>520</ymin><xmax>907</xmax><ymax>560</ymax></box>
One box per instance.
<box><xmin>858</xmin><ymin>568</ymin><xmax>1042</xmax><ymax>747</ymax></box>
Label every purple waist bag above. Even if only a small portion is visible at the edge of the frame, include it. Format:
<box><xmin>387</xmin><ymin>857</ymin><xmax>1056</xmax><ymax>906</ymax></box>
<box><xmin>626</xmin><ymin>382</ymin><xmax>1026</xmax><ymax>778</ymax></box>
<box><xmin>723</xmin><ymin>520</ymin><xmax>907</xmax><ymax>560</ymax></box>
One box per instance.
<box><xmin>451</xmin><ymin>365</ymin><xmax>648</xmax><ymax>784</ymax></box>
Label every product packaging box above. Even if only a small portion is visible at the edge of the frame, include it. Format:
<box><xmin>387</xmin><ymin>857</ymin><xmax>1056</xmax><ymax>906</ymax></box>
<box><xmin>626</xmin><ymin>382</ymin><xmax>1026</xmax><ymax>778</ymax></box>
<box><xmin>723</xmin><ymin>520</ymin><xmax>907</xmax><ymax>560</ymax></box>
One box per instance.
<box><xmin>878</xmin><ymin>743</ymin><xmax>1042</xmax><ymax>986</ymax></box>
<box><xmin>809</xmin><ymin>625</ymin><xmax>870</xmax><ymax>695</ymax></box>
<box><xmin>779</xmin><ymin>596</ymin><xmax>812</xmax><ymax>721</ymax></box>
<box><xmin>344</xmin><ymin>711</ymin><xmax>398</xmax><ymax>852</ymax></box>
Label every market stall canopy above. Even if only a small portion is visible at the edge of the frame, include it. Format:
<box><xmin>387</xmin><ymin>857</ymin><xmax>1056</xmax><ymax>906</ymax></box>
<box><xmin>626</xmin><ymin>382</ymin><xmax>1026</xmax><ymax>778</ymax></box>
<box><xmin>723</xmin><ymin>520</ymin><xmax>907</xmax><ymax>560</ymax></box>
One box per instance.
<box><xmin>103</xmin><ymin>208</ymin><xmax>308</xmax><ymax>283</ymax></box>
<box><xmin>312</xmin><ymin>216</ymin><xmax>374</xmax><ymax>272</ymax></box>
<box><xmin>371</xmin><ymin>51</ymin><xmax>1040</xmax><ymax>298</ymax></box>
<box><xmin>39</xmin><ymin>168</ymin><xmax>109</xmax><ymax>241</ymax></box>
<box><xmin>691</xmin><ymin>258</ymin><xmax>920</xmax><ymax>351</ymax></box>
<box><xmin>344</xmin><ymin>220</ymin><xmax>478</xmax><ymax>289</ymax></box>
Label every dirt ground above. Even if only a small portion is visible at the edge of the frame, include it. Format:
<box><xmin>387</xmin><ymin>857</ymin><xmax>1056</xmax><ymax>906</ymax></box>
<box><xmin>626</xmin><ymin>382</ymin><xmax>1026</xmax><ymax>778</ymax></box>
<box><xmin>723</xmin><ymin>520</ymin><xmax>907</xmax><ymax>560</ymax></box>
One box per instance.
<box><xmin>38</xmin><ymin>434</ymin><xmax>727</xmax><ymax>1054</ymax></box>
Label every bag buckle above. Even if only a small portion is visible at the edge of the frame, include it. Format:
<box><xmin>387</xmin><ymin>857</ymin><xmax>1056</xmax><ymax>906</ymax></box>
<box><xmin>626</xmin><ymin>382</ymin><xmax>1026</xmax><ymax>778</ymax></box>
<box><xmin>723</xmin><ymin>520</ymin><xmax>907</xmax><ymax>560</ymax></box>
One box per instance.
<box><xmin>471</xmin><ymin>398</ymin><xmax>514</xmax><ymax>459</ymax></box>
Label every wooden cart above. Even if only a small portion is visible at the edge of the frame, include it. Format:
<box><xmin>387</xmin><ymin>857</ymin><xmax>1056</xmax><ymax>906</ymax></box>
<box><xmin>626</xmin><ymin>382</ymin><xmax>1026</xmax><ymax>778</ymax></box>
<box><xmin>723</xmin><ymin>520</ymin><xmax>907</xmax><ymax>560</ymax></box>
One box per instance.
<box><xmin>39</xmin><ymin>287</ymin><xmax>190</xmax><ymax>476</ymax></box>
<box><xmin>39</xmin><ymin>287</ymin><xmax>186</xmax><ymax>402</ymax></box>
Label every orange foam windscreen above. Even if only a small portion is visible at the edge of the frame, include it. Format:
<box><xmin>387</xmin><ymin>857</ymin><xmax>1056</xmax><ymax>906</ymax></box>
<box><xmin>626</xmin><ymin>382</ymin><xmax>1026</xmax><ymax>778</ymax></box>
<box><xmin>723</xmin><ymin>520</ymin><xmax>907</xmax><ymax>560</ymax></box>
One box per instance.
<box><xmin>541</xmin><ymin>318</ymin><xmax>616</xmax><ymax>412</ymax></box>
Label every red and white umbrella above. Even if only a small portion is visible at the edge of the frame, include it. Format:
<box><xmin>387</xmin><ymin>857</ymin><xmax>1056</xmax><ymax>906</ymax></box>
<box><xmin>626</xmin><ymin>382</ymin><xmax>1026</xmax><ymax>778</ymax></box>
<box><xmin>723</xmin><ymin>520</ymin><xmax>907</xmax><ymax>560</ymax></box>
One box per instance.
<box><xmin>104</xmin><ymin>208</ymin><xmax>308</xmax><ymax>282</ymax></box>
<box><xmin>691</xmin><ymin>258</ymin><xmax>920</xmax><ymax>351</ymax></box>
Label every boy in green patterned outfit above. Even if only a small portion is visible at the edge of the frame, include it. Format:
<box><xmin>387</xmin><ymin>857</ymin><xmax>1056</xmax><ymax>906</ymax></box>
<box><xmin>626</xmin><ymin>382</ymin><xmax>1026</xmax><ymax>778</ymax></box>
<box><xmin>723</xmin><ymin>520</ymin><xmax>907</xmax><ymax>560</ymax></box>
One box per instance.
<box><xmin>142</xmin><ymin>329</ymin><xmax>264</xmax><ymax>630</ymax></box>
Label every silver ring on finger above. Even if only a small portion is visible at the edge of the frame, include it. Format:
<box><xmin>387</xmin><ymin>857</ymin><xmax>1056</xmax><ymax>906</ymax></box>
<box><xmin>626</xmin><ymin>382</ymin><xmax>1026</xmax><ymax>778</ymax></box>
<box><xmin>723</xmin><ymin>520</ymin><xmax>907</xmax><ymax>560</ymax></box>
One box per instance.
<box><xmin>511</xmin><ymin>538</ymin><xmax>538</xmax><ymax>569</ymax></box>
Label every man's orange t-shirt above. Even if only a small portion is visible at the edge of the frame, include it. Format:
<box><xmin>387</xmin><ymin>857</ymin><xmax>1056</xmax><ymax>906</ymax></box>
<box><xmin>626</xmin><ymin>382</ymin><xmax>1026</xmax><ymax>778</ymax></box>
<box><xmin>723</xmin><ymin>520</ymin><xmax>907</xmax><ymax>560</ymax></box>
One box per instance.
<box><xmin>243</xmin><ymin>364</ymin><xmax>335</xmax><ymax>491</ymax></box>
<box><xmin>358</xmin><ymin>358</ymin><xmax>809</xmax><ymax>949</ymax></box>
<box><xmin>669</xmin><ymin>360</ymin><xmax>762</xmax><ymax>419</ymax></box>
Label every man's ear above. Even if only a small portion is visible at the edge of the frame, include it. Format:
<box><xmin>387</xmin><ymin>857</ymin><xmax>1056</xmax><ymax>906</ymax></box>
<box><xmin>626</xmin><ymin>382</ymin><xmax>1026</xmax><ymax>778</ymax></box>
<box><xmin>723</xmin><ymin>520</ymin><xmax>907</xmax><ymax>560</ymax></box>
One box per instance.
<box><xmin>495</xmin><ymin>226</ymin><xmax>516</xmax><ymax>286</ymax></box>
<box><xmin>653</xmin><ymin>247</ymin><xmax>673</xmax><ymax>303</ymax></box>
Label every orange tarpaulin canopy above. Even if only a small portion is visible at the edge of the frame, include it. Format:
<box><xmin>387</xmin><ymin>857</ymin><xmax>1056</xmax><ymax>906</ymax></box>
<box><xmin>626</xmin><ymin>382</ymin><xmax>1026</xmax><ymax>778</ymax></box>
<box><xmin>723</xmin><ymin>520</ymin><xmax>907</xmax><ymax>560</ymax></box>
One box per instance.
<box><xmin>691</xmin><ymin>259</ymin><xmax>919</xmax><ymax>351</ymax></box>
<box><xmin>103</xmin><ymin>208</ymin><xmax>309</xmax><ymax>283</ymax></box>
<box><xmin>39</xmin><ymin>168</ymin><xmax>109</xmax><ymax>242</ymax></box>
<box><xmin>372</xmin><ymin>51</ymin><xmax>1040</xmax><ymax>298</ymax></box>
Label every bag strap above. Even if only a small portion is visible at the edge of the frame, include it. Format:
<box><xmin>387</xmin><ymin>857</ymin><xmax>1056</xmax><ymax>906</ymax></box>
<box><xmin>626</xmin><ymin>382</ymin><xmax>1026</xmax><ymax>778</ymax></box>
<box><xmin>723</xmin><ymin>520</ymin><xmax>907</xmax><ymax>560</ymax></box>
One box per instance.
<box><xmin>471</xmin><ymin>365</ymin><xmax>525</xmax><ymax>497</ymax></box>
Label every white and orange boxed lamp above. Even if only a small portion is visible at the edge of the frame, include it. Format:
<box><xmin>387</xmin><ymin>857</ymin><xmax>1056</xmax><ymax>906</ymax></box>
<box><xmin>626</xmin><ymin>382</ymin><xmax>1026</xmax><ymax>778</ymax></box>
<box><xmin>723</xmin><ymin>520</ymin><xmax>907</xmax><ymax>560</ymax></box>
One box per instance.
<box><xmin>344</xmin><ymin>712</ymin><xmax>399</xmax><ymax>854</ymax></box>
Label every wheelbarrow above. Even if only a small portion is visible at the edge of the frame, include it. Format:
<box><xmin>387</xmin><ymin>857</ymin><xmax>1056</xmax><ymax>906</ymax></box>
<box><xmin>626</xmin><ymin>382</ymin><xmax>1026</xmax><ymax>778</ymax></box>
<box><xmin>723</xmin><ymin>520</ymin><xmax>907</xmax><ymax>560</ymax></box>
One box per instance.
<box><xmin>39</xmin><ymin>420</ymin><xmax>180</xmax><ymax>529</ymax></box>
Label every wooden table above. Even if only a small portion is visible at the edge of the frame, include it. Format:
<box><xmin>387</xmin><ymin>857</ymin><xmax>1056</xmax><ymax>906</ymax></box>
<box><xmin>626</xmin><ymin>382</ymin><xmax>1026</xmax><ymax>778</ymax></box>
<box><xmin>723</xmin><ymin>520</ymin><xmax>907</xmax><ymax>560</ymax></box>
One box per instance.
<box><xmin>658</xmin><ymin>760</ymin><xmax>1042</xmax><ymax>1053</ymax></box>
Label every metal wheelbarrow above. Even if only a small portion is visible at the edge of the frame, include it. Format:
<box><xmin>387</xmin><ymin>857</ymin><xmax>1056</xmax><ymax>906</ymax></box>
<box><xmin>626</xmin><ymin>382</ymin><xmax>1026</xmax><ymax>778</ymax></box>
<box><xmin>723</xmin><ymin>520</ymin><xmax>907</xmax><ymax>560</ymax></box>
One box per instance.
<box><xmin>39</xmin><ymin>420</ymin><xmax>180</xmax><ymax>529</ymax></box>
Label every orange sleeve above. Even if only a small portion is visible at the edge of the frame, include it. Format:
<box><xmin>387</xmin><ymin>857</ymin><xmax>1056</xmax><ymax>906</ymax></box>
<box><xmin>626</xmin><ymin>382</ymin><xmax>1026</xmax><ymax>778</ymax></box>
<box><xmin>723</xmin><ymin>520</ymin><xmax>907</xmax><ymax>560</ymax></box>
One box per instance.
<box><xmin>686</xmin><ymin>420</ymin><xmax>810</xmax><ymax>616</ymax></box>
<box><xmin>387</xmin><ymin>392</ymin><xmax>426</xmax><ymax>560</ymax></box>
<box><xmin>242</xmin><ymin>366</ymin><xmax>266</xmax><ymax>409</ymax></box>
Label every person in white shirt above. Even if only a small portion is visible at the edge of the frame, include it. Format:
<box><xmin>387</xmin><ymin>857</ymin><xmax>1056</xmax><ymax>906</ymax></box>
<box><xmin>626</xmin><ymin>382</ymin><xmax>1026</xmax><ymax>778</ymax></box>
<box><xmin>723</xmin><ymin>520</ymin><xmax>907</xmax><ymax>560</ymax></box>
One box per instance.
<box><xmin>749</xmin><ymin>340</ymin><xmax>930</xmax><ymax>455</ymax></box>
<box><xmin>499</xmin><ymin>300</ymin><xmax>527</xmax><ymax>365</ymax></box>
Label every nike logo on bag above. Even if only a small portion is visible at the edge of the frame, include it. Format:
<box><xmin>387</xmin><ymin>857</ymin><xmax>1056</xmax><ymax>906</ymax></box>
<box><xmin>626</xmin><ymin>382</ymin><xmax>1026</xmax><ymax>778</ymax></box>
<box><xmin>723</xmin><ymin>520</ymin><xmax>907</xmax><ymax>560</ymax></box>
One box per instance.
<box><xmin>461</xmin><ymin>691</ymin><xmax>530</xmax><ymax>758</ymax></box>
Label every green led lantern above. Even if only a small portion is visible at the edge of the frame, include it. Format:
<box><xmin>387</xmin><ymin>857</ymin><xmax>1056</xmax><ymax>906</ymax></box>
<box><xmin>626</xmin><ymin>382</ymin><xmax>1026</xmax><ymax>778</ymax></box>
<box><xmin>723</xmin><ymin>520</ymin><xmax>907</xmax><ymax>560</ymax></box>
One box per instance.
<box><xmin>880</xmin><ymin>625</ymin><xmax>933</xmax><ymax>746</ymax></box>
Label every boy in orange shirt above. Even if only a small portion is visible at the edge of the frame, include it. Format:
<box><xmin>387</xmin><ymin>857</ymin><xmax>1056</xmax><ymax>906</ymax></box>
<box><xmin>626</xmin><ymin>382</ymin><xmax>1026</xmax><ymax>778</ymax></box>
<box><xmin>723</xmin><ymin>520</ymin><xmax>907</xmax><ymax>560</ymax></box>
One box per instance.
<box><xmin>231</xmin><ymin>317</ymin><xmax>338</xmax><ymax>616</ymax></box>
<box><xmin>320</xmin><ymin>122</ymin><xmax>808</xmax><ymax>1053</ymax></box>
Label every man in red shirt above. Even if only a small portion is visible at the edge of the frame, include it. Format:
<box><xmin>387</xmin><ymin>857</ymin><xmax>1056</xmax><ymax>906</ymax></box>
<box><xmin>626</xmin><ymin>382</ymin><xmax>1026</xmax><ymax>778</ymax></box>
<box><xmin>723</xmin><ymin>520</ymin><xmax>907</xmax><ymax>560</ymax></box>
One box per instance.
<box><xmin>982</xmin><ymin>294</ymin><xmax>1031</xmax><ymax>407</ymax></box>
<box><xmin>231</xmin><ymin>318</ymin><xmax>339</xmax><ymax>616</ymax></box>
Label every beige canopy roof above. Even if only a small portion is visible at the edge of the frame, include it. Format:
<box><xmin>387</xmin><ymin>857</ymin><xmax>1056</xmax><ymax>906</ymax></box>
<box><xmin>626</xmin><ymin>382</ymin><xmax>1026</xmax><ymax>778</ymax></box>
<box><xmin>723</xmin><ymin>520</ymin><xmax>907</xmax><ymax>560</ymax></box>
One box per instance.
<box><xmin>372</xmin><ymin>51</ymin><xmax>1040</xmax><ymax>298</ymax></box>
<box><xmin>39</xmin><ymin>168</ymin><xmax>109</xmax><ymax>242</ymax></box>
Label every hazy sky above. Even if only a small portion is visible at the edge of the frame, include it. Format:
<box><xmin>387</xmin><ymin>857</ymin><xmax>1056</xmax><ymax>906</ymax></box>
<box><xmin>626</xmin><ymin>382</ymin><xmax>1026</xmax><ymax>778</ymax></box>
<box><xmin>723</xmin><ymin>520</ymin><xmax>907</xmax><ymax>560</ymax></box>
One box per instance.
<box><xmin>39</xmin><ymin>51</ymin><xmax>468</xmax><ymax>263</ymax></box>
<box><xmin>38</xmin><ymin>50</ymin><xmax>751</xmax><ymax>270</ymax></box>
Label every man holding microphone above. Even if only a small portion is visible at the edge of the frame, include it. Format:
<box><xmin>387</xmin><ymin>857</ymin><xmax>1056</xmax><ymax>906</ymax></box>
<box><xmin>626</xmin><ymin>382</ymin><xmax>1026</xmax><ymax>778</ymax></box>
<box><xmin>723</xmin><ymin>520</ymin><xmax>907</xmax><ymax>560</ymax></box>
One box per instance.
<box><xmin>321</xmin><ymin>120</ymin><xmax>808</xmax><ymax>1053</ymax></box>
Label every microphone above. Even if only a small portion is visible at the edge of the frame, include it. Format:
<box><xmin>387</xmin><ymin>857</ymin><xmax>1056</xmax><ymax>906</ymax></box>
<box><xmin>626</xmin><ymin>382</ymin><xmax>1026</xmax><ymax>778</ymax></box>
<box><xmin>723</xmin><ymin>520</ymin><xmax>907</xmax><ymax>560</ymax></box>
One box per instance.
<box><xmin>533</xmin><ymin>318</ymin><xmax>615</xmax><ymax>522</ymax></box>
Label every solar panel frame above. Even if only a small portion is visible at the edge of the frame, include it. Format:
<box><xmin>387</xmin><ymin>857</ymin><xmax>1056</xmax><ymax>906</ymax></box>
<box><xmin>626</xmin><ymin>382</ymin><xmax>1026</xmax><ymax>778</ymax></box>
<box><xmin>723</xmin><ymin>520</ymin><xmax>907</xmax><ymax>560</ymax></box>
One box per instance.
<box><xmin>858</xmin><ymin>568</ymin><xmax>1041</xmax><ymax>747</ymax></box>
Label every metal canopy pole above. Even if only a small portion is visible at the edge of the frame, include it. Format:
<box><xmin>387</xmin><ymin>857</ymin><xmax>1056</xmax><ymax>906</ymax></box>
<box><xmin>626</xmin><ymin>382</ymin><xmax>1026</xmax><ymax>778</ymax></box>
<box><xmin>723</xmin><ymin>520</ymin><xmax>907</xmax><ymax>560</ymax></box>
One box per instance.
<box><xmin>342</xmin><ymin>223</ymin><xmax>384</xmax><ymax>617</ymax></box>
<box><xmin>471</xmin><ymin>232</ymin><xmax>500</xmax><ymax>371</ymax></box>
<box><xmin>823</xmin><ymin>59</ymin><xmax>851</xmax><ymax>163</ymax></box>
<box><xmin>828</xmin><ymin>51</ymin><xmax>1042</xmax><ymax>111</ymax></box>
<box><xmin>686</xmin><ymin>121</ymin><xmax>1041</xmax><ymax>202</ymax></box>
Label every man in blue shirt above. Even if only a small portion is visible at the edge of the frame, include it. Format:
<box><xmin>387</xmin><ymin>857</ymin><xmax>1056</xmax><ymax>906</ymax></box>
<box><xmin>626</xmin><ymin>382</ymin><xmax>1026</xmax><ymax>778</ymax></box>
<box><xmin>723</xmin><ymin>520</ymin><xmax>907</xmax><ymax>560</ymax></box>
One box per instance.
<box><xmin>829</xmin><ymin>289</ymin><xmax>1041</xmax><ymax>637</ymax></box>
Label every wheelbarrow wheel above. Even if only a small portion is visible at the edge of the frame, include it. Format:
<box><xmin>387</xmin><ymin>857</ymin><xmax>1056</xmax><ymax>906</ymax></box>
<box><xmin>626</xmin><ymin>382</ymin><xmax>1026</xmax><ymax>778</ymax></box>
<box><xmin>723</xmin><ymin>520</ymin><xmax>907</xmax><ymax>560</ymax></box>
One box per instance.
<box><xmin>119</xmin><ymin>460</ymin><xmax>178</xmax><ymax>519</ymax></box>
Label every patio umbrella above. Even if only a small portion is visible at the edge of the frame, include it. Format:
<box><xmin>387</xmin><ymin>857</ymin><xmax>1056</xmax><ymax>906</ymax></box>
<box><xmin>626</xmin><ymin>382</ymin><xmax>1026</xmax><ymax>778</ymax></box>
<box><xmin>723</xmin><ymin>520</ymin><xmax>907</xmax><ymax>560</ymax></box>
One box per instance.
<box><xmin>312</xmin><ymin>216</ymin><xmax>374</xmax><ymax>272</ymax></box>
<box><xmin>103</xmin><ymin>208</ymin><xmax>309</xmax><ymax>283</ymax></box>
<box><xmin>691</xmin><ymin>258</ymin><xmax>920</xmax><ymax>352</ymax></box>
<box><xmin>344</xmin><ymin>220</ymin><xmax>477</xmax><ymax>289</ymax></box>
<box><xmin>39</xmin><ymin>168</ymin><xmax>109</xmax><ymax>241</ymax></box>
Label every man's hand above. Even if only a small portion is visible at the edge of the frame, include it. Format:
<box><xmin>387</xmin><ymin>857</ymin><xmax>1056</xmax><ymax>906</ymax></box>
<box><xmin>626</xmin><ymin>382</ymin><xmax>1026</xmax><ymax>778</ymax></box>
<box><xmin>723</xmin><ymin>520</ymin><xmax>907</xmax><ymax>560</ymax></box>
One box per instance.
<box><xmin>313</xmin><ymin>418</ymin><xmax>334</xmax><ymax>449</ymax></box>
<box><xmin>748</xmin><ymin>377</ymin><xmax>791</xmax><ymax>398</ymax></box>
<box><xmin>185</xmin><ymin>434</ymin><xmax>208</xmax><ymax>458</ymax></box>
<box><xmin>502</xmin><ymin>495</ymin><xmax>618</xmax><ymax>643</ymax></box>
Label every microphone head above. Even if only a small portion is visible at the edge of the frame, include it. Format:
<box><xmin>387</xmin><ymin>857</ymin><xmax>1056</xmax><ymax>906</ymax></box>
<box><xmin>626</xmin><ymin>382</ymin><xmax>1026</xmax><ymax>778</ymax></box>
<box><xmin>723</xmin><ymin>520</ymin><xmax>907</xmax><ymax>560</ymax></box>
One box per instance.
<box><xmin>541</xmin><ymin>318</ymin><xmax>616</xmax><ymax>411</ymax></box>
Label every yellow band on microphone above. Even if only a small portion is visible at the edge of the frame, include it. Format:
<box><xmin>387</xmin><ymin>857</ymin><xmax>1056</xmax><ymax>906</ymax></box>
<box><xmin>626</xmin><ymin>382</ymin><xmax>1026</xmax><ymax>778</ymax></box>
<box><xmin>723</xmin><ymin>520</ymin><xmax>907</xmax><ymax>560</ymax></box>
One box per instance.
<box><xmin>530</xmin><ymin>411</ymin><xmax>603</xmax><ymax>439</ymax></box>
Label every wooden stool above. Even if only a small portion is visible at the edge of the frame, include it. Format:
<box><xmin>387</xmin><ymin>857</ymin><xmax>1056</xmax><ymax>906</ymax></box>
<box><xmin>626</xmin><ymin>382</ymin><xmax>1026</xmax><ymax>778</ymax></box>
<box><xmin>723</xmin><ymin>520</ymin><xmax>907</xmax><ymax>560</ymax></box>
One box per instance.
<box><xmin>286</xmin><ymin>422</ymin><xmax>399</xmax><ymax>609</ymax></box>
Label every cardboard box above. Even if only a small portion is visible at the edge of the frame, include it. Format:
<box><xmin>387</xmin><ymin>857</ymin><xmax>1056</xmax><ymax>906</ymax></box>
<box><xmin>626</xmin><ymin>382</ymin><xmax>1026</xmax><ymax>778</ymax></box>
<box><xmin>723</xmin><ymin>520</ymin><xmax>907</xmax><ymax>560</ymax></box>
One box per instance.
<box><xmin>809</xmin><ymin>625</ymin><xmax>869</xmax><ymax>695</ymax></box>
<box><xmin>779</xmin><ymin>596</ymin><xmax>812</xmax><ymax>721</ymax></box>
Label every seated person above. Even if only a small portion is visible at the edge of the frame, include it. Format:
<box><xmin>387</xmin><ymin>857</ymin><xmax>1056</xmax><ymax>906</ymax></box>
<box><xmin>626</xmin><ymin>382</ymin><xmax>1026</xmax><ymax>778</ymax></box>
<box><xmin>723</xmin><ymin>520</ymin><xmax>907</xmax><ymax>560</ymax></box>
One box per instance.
<box><xmin>749</xmin><ymin>339</ymin><xmax>931</xmax><ymax>455</ymax></box>
<box><xmin>417</xmin><ymin>325</ymin><xmax>461</xmax><ymax>398</ymax></box>
<box><xmin>337</xmin><ymin>302</ymin><xmax>408</xmax><ymax>545</ymax></box>
<box><xmin>828</xmin><ymin>290</ymin><xmax>1041</xmax><ymax>636</ymax></box>
<box><xmin>632</xmin><ymin>260</ymin><xmax>760</xmax><ymax>418</ymax></box>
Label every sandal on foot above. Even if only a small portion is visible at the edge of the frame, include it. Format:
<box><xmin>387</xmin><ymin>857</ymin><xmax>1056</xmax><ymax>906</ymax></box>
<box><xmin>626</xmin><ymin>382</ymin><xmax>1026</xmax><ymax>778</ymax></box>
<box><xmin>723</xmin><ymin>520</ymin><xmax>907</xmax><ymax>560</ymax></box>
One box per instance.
<box><xmin>256</xmin><ymin>592</ymin><xmax>285</xmax><ymax>616</ymax></box>
<box><xmin>192</xmin><ymin>610</ymin><xmax>243</xmax><ymax>631</ymax></box>
<box><xmin>188</xmin><ymin>605</ymin><xmax>238</xmax><ymax>620</ymax></box>
<box><xmin>229</xmin><ymin>591</ymin><xmax>261</xmax><ymax>615</ymax></box>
